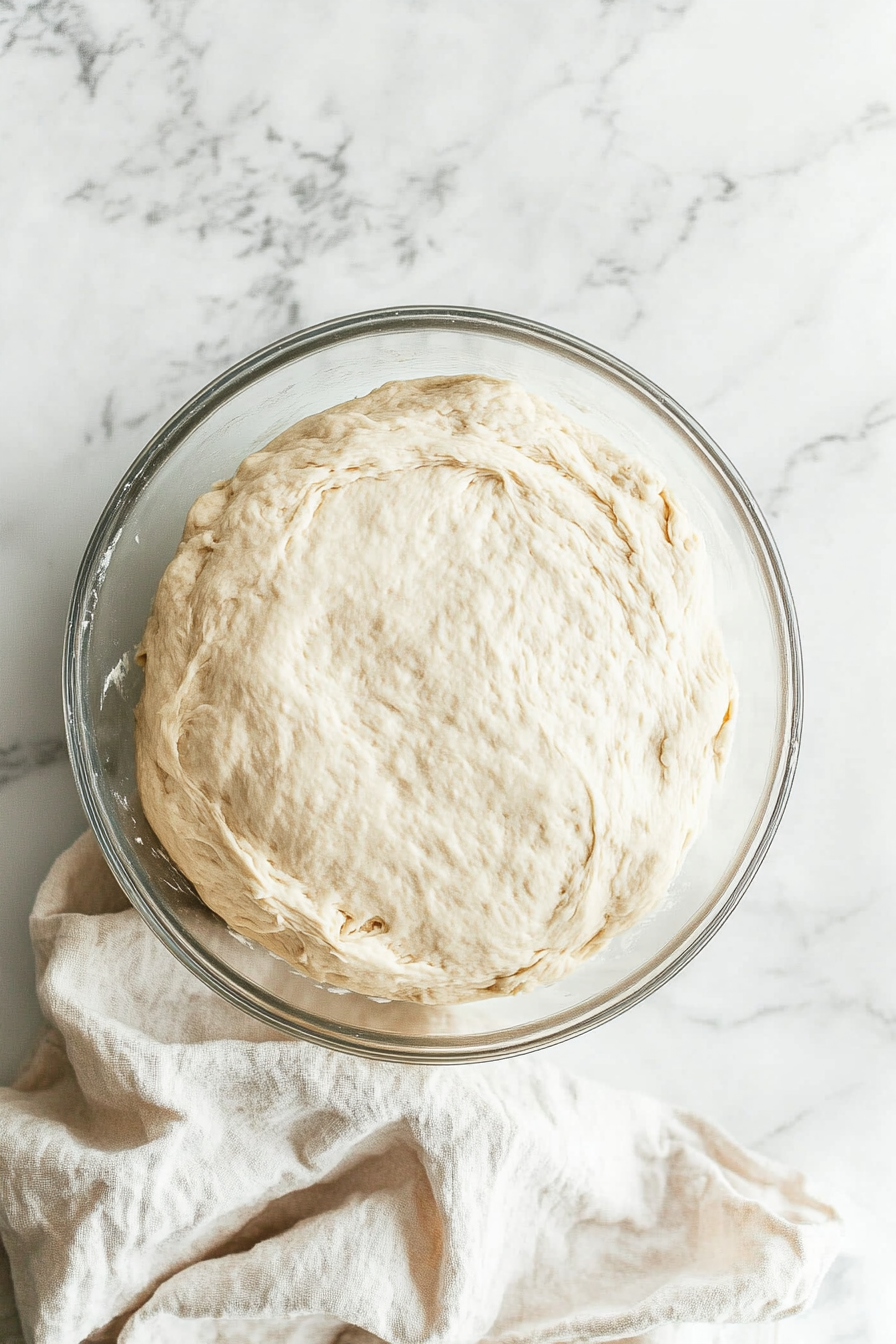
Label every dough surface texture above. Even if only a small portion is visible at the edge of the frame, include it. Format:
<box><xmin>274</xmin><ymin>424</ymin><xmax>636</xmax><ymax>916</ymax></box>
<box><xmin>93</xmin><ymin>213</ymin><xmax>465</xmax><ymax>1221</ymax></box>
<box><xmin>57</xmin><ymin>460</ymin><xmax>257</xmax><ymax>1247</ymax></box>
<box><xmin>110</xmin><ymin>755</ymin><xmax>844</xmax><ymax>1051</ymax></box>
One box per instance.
<box><xmin>135</xmin><ymin>376</ymin><xmax>735</xmax><ymax>1004</ymax></box>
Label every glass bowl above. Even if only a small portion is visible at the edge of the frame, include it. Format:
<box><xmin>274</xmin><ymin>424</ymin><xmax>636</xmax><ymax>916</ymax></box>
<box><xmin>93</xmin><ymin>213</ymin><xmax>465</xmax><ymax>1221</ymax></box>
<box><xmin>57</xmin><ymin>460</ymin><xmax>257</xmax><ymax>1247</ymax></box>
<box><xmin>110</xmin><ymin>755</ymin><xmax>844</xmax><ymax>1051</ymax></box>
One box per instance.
<box><xmin>64</xmin><ymin>306</ymin><xmax>801</xmax><ymax>1063</ymax></box>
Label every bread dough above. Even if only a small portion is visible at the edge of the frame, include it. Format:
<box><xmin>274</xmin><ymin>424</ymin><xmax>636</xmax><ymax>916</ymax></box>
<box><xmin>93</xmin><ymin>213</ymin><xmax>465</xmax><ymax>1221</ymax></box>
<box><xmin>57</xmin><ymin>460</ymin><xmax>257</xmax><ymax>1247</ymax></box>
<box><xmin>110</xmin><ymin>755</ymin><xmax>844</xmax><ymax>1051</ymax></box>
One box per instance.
<box><xmin>135</xmin><ymin>376</ymin><xmax>735</xmax><ymax>1004</ymax></box>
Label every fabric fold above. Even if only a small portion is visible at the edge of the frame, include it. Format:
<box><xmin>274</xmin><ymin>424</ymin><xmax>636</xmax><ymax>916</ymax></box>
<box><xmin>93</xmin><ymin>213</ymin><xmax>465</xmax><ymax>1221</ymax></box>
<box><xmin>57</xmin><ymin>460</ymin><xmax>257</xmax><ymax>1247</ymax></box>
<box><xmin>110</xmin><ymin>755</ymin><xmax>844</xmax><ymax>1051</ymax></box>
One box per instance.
<box><xmin>0</xmin><ymin>834</ymin><xmax>840</xmax><ymax>1344</ymax></box>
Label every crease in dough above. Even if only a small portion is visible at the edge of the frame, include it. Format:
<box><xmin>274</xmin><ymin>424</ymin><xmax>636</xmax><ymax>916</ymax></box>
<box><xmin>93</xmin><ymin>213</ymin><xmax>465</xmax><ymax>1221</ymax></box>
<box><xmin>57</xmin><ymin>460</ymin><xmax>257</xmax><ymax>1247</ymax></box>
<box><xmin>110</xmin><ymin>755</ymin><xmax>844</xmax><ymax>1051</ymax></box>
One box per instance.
<box><xmin>135</xmin><ymin>376</ymin><xmax>736</xmax><ymax>1004</ymax></box>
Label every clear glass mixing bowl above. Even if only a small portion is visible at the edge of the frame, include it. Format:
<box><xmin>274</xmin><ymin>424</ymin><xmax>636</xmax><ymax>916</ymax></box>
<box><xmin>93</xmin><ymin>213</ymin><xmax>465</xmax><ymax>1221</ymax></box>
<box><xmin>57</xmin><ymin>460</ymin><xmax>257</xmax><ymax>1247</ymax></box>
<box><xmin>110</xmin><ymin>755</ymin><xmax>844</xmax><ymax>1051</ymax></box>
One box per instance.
<box><xmin>64</xmin><ymin>307</ymin><xmax>801</xmax><ymax>1063</ymax></box>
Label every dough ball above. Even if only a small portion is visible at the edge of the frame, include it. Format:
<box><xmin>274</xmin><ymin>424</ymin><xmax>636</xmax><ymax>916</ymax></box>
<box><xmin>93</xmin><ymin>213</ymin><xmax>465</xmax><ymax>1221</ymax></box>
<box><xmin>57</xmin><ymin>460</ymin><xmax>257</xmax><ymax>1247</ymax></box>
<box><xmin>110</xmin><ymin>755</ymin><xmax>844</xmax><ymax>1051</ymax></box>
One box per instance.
<box><xmin>135</xmin><ymin>376</ymin><xmax>735</xmax><ymax>1004</ymax></box>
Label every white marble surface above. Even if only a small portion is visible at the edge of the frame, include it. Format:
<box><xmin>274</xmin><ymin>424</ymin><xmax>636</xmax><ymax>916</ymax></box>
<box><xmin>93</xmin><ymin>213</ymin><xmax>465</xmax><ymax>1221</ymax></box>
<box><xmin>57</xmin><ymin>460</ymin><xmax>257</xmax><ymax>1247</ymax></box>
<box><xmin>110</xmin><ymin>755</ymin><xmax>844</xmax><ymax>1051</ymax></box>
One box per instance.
<box><xmin>1</xmin><ymin>1</ymin><xmax>894</xmax><ymax>1339</ymax></box>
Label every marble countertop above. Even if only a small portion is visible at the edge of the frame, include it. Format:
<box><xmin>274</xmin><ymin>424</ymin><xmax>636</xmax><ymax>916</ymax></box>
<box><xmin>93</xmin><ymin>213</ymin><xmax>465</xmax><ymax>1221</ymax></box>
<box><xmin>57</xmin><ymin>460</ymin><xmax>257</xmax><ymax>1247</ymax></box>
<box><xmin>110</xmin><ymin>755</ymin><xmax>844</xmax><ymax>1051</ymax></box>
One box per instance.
<box><xmin>1</xmin><ymin>2</ymin><xmax>893</xmax><ymax>1339</ymax></box>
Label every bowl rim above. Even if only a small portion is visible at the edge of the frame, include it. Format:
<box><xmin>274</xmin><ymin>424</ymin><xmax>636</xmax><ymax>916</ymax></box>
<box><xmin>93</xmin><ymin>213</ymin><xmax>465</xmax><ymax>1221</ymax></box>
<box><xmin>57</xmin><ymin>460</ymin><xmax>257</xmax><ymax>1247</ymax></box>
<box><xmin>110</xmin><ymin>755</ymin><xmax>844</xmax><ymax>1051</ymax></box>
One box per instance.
<box><xmin>64</xmin><ymin>304</ymin><xmax>803</xmax><ymax>1063</ymax></box>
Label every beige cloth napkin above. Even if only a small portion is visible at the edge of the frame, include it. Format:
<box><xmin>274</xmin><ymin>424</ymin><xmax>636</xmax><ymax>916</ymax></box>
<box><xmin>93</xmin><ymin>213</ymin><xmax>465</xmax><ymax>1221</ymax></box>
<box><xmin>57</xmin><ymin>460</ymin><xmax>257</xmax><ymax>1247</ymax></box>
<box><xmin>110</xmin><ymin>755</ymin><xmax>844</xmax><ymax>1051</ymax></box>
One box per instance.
<box><xmin>0</xmin><ymin>834</ymin><xmax>840</xmax><ymax>1344</ymax></box>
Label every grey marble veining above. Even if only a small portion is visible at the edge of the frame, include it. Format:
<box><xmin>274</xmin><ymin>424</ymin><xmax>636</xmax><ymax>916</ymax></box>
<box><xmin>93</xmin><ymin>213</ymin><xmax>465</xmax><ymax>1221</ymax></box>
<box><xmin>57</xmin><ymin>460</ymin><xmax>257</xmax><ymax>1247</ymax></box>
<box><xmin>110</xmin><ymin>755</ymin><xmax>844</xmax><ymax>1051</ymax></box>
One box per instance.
<box><xmin>1</xmin><ymin>1</ymin><xmax>894</xmax><ymax>1340</ymax></box>
<box><xmin>0</xmin><ymin>736</ymin><xmax>68</xmax><ymax>790</ymax></box>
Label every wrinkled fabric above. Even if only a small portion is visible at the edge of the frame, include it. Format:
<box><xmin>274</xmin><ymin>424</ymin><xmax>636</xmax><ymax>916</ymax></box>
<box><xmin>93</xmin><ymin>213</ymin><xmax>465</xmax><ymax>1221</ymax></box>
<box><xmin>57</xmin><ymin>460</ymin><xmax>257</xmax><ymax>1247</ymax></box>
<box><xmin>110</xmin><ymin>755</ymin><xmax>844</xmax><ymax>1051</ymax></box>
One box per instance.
<box><xmin>0</xmin><ymin>834</ymin><xmax>840</xmax><ymax>1344</ymax></box>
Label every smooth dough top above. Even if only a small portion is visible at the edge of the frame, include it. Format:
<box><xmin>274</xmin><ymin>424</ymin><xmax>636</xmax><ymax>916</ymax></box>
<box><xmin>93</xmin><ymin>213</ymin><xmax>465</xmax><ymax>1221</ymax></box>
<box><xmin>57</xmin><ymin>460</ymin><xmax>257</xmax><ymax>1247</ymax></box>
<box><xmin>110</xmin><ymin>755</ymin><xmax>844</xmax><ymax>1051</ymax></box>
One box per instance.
<box><xmin>135</xmin><ymin>376</ymin><xmax>735</xmax><ymax>1004</ymax></box>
